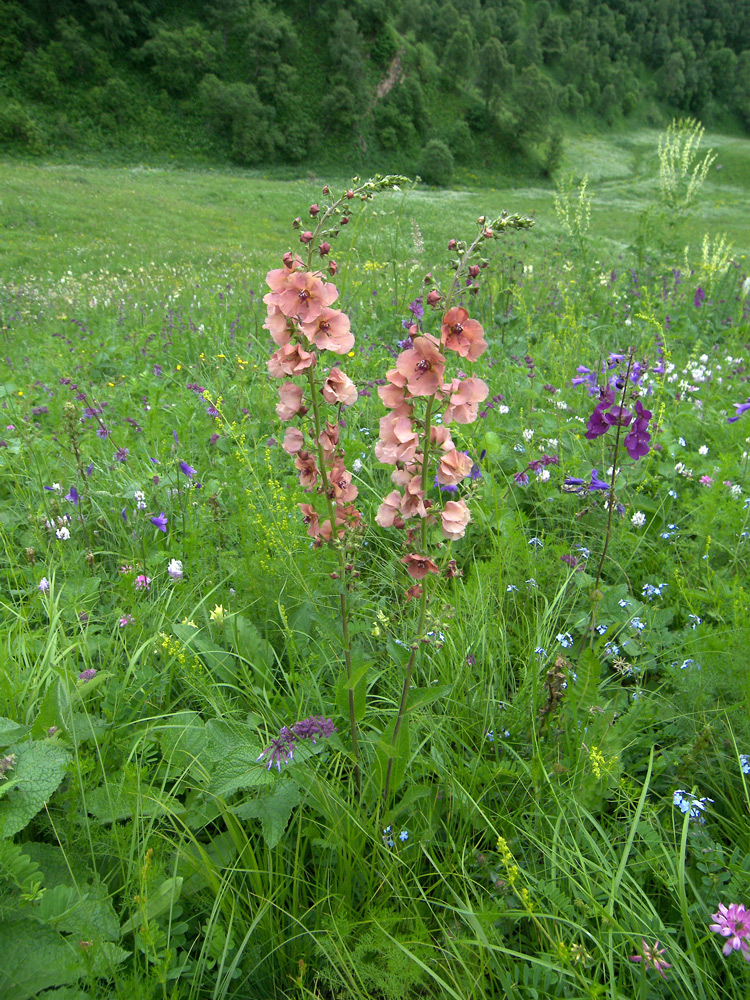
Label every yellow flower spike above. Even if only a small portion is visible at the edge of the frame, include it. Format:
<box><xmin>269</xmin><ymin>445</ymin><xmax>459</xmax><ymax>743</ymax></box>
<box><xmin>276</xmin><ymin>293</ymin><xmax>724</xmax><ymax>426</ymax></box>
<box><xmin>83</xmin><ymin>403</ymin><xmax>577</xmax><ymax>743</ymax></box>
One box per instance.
<box><xmin>209</xmin><ymin>604</ymin><xmax>226</xmax><ymax>623</ymax></box>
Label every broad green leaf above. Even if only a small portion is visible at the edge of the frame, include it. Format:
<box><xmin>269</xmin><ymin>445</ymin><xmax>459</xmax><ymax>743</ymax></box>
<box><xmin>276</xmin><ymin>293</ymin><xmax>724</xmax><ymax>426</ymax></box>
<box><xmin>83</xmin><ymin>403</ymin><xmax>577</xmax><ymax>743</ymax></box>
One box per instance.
<box><xmin>205</xmin><ymin>719</ymin><xmax>273</xmax><ymax>798</ymax></box>
<box><xmin>120</xmin><ymin>876</ymin><xmax>183</xmax><ymax>935</ymax></box>
<box><xmin>233</xmin><ymin>780</ymin><xmax>300</xmax><ymax>848</ymax></box>
<box><xmin>0</xmin><ymin>742</ymin><xmax>71</xmax><ymax>838</ymax></box>
<box><xmin>0</xmin><ymin>918</ymin><xmax>86</xmax><ymax>1000</ymax></box>
<box><xmin>406</xmin><ymin>685</ymin><xmax>452</xmax><ymax>711</ymax></box>
<box><xmin>374</xmin><ymin>716</ymin><xmax>411</xmax><ymax>798</ymax></box>
<box><xmin>335</xmin><ymin>662</ymin><xmax>369</xmax><ymax>723</ymax></box>
<box><xmin>84</xmin><ymin>776</ymin><xmax>185</xmax><ymax>824</ymax></box>
<box><xmin>0</xmin><ymin>718</ymin><xmax>30</xmax><ymax>747</ymax></box>
<box><xmin>153</xmin><ymin>711</ymin><xmax>208</xmax><ymax>781</ymax></box>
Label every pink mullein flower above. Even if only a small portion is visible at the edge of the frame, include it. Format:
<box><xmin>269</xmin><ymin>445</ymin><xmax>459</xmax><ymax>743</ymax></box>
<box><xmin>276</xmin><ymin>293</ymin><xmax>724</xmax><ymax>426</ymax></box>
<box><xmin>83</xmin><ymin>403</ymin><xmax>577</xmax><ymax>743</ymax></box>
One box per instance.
<box><xmin>710</xmin><ymin>903</ymin><xmax>750</xmax><ymax>960</ymax></box>
<box><xmin>276</xmin><ymin>383</ymin><xmax>307</xmax><ymax>421</ymax></box>
<box><xmin>275</xmin><ymin>271</ymin><xmax>338</xmax><ymax>324</ymax></box>
<box><xmin>436</xmin><ymin>448</ymin><xmax>473</xmax><ymax>485</ymax></box>
<box><xmin>440</xmin><ymin>306</ymin><xmax>487</xmax><ymax>360</ymax></box>
<box><xmin>267</xmin><ymin>342</ymin><xmax>316</xmax><ymax>378</ymax></box>
<box><xmin>321</xmin><ymin>368</ymin><xmax>358</xmax><ymax>406</ymax></box>
<box><xmin>628</xmin><ymin>940</ymin><xmax>672</xmax><ymax>980</ymax></box>
<box><xmin>300</xmin><ymin>307</ymin><xmax>354</xmax><ymax>354</ymax></box>
<box><xmin>402</xmin><ymin>553</ymin><xmax>440</xmax><ymax>579</ymax></box>
<box><xmin>396</xmin><ymin>335</ymin><xmax>446</xmax><ymax>396</ymax></box>
<box><xmin>442</xmin><ymin>377</ymin><xmax>489</xmax><ymax>424</ymax></box>
<box><xmin>440</xmin><ymin>500</ymin><xmax>471</xmax><ymax>540</ymax></box>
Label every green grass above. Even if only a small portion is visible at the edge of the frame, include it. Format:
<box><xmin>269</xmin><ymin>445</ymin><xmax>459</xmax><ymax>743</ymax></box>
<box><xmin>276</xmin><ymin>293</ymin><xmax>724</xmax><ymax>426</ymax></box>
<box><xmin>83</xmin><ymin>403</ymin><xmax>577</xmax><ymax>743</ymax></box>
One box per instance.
<box><xmin>1</xmin><ymin>127</ymin><xmax>750</xmax><ymax>1000</ymax></box>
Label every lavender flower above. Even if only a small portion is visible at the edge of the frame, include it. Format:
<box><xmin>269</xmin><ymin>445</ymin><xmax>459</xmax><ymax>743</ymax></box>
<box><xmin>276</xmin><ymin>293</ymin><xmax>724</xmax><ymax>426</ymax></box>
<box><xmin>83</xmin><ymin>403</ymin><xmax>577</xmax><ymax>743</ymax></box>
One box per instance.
<box><xmin>114</xmin><ymin>447</ymin><xmax>129</xmax><ymax>462</ymax></box>
<box><xmin>167</xmin><ymin>558</ymin><xmax>183</xmax><ymax>580</ymax></box>
<box><xmin>78</xmin><ymin>668</ymin><xmax>97</xmax><ymax>683</ymax></box>
<box><xmin>64</xmin><ymin>486</ymin><xmax>80</xmax><ymax>505</ymax></box>
<box><xmin>179</xmin><ymin>461</ymin><xmax>197</xmax><ymax>477</ymax></box>
<box><xmin>38</xmin><ymin>577</ymin><xmax>50</xmax><ymax>592</ymax></box>
<box><xmin>150</xmin><ymin>512</ymin><xmax>168</xmax><ymax>532</ymax></box>
<box><xmin>257</xmin><ymin>715</ymin><xmax>336</xmax><ymax>771</ymax></box>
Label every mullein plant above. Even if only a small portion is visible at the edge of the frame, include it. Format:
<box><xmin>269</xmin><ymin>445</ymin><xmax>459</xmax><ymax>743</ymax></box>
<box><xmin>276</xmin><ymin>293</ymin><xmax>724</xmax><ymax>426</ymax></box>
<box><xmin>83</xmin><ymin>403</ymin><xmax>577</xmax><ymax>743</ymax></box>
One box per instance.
<box><xmin>263</xmin><ymin>179</ymin><xmax>533</xmax><ymax>801</ymax></box>
<box><xmin>375</xmin><ymin>214</ymin><xmax>533</xmax><ymax>801</ymax></box>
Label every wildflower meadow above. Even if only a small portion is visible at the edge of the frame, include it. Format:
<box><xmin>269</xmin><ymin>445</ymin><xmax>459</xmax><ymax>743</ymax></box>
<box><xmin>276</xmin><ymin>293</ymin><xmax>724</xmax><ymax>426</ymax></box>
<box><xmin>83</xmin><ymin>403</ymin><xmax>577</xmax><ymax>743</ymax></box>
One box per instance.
<box><xmin>2</xmin><ymin>122</ymin><xmax>750</xmax><ymax>1000</ymax></box>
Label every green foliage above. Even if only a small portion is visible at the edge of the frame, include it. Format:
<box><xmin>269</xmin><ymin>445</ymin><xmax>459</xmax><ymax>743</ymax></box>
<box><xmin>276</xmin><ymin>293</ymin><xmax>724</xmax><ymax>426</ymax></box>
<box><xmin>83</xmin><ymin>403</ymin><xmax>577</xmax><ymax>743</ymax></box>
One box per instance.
<box><xmin>139</xmin><ymin>22</ymin><xmax>218</xmax><ymax>97</ymax></box>
<box><xmin>418</xmin><ymin>138</ymin><xmax>454</xmax><ymax>186</ymax></box>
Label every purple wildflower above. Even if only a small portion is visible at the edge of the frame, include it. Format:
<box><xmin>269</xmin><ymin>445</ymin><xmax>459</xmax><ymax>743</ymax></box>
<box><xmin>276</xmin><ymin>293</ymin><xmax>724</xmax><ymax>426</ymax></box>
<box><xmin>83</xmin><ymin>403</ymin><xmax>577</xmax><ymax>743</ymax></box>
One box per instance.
<box><xmin>694</xmin><ymin>286</ymin><xmax>706</xmax><ymax>308</ymax></box>
<box><xmin>514</xmin><ymin>471</ymin><xmax>529</xmax><ymax>486</ymax></box>
<box><xmin>150</xmin><ymin>512</ymin><xmax>168</xmax><ymax>532</ymax></box>
<box><xmin>728</xmin><ymin>398</ymin><xmax>750</xmax><ymax>423</ymax></box>
<box><xmin>78</xmin><ymin>668</ymin><xmax>97</xmax><ymax>683</ymax></box>
<box><xmin>589</xmin><ymin>469</ymin><xmax>610</xmax><ymax>491</ymax></box>
<box><xmin>65</xmin><ymin>486</ymin><xmax>80</xmax><ymax>505</ymax></box>
<box><xmin>624</xmin><ymin>400</ymin><xmax>652</xmax><ymax>459</ymax></box>
<box><xmin>114</xmin><ymin>447</ymin><xmax>129</xmax><ymax>462</ymax></box>
<box><xmin>179</xmin><ymin>461</ymin><xmax>197</xmax><ymax>477</ymax></box>
<box><xmin>134</xmin><ymin>574</ymin><xmax>151</xmax><ymax>591</ymax></box>
<box><xmin>257</xmin><ymin>715</ymin><xmax>336</xmax><ymax>771</ymax></box>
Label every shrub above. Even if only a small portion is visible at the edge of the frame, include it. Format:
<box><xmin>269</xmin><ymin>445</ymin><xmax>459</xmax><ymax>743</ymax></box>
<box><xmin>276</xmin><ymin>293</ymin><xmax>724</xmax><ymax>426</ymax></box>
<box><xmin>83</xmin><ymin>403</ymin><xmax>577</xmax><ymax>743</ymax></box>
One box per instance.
<box><xmin>418</xmin><ymin>138</ymin><xmax>454</xmax><ymax>186</ymax></box>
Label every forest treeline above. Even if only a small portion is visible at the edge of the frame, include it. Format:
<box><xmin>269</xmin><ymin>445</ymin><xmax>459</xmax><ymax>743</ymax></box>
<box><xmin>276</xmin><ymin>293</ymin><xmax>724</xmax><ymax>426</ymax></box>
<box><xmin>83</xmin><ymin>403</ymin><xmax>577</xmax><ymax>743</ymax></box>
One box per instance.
<box><xmin>1</xmin><ymin>0</ymin><xmax>749</xmax><ymax>178</ymax></box>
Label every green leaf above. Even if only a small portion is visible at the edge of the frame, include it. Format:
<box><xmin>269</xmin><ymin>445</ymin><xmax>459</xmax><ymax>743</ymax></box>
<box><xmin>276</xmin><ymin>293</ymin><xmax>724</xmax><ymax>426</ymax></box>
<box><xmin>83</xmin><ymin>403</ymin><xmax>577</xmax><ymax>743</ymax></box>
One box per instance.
<box><xmin>335</xmin><ymin>662</ymin><xmax>369</xmax><ymax>723</ymax></box>
<box><xmin>205</xmin><ymin>719</ymin><xmax>273</xmax><ymax>798</ymax></box>
<box><xmin>406</xmin><ymin>685</ymin><xmax>452</xmax><ymax>711</ymax></box>
<box><xmin>0</xmin><ymin>742</ymin><xmax>71</xmax><ymax>838</ymax></box>
<box><xmin>564</xmin><ymin>647</ymin><xmax>603</xmax><ymax>719</ymax></box>
<box><xmin>374</xmin><ymin>715</ymin><xmax>411</xmax><ymax>798</ymax></box>
<box><xmin>387</xmin><ymin>635</ymin><xmax>412</xmax><ymax>668</ymax></box>
<box><xmin>233</xmin><ymin>780</ymin><xmax>301</xmax><ymax>848</ymax></box>
<box><xmin>0</xmin><ymin>918</ymin><xmax>86</xmax><ymax>1000</ymax></box>
<box><xmin>153</xmin><ymin>711</ymin><xmax>208</xmax><ymax>781</ymax></box>
<box><xmin>120</xmin><ymin>876</ymin><xmax>183</xmax><ymax>936</ymax></box>
<box><xmin>84</xmin><ymin>775</ymin><xmax>185</xmax><ymax>824</ymax></box>
<box><xmin>0</xmin><ymin>718</ymin><xmax>30</xmax><ymax>747</ymax></box>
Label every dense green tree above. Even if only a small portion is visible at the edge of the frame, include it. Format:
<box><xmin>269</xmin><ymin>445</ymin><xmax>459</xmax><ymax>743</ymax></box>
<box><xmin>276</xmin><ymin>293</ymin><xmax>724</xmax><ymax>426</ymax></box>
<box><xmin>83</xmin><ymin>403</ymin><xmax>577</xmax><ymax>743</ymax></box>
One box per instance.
<box><xmin>139</xmin><ymin>23</ymin><xmax>218</xmax><ymax>96</ymax></box>
<box><xmin>477</xmin><ymin>38</ymin><xmax>513</xmax><ymax>111</ymax></box>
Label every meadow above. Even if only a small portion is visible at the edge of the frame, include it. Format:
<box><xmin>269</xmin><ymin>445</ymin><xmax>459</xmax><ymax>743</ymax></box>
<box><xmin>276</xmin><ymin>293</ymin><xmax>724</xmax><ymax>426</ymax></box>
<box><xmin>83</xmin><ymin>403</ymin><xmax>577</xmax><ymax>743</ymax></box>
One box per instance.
<box><xmin>1</xmin><ymin>123</ymin><xmax>750</xmax><ymax>1000</ymax></box>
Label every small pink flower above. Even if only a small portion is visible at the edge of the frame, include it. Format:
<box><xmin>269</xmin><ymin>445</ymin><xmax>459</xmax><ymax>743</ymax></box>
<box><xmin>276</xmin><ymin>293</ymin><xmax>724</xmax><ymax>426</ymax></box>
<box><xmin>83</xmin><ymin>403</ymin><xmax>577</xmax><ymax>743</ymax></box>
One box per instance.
<box><xmin>443</xmin><ymin>377</ymin><xmax>489</xmax><ymax>424</ymax></box>
<box><xmin>134</xmin><ymin>575</ymin><xmax>151</xmax><ymax>591</ymax></box>
<box><xmin>119</xmin><ymin>614</ymin><xmax>135</xmax><ymax>627</ymax></box>
<box><xmin>376</xmin><ymin>490</ymin><xmax>403</xmax><ymax>528</ymax></box>
<box><xmin>699</xmin><ymin>475</ymin><xmax>714</xmax><ymax>486</ymax></box>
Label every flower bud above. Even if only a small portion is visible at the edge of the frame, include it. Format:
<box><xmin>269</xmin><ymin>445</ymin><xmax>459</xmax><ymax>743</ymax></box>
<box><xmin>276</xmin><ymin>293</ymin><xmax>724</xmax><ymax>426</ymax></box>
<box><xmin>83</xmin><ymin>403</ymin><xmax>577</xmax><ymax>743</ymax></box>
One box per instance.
<box><xmin>468</xmin><ymin>264</ymin><xmax>480</xmax><ymax>278</ymax></box>
<box><xmin>282</xmin><ymin>251</ymin><xmax>295</xmax><ymax>268</ymax></box>
<box><xmin>328</xmin><ymin>259</ymin><xmax>338</xmax><ymax>275</ymax></box>
<box><xmin>319</xmin><ymin>241</ymin><xmax>331</xmax><ymax>256</ymax></box>
<box><xmin>426</xmin><ymin>289</ymin><xmax>442</xmax><ymax>306</ymax></box>
<box><xmin>346</xmin><ymin>189</ymin><xmax>354</xmax><ymax>199</ymax></box>
<box><xmin>423</xmin><ymin>272</ymin><xmax>433</xmax><ymax>285</ymax></box>
<box><xmin>477</xmin><ymin>215</ymin><xmax>486</xmax><ymax>225</ymax></box>
<box><xmin>309</xmin><ymin>204</ymin><xmax>320</xmax><ymax>217</ymax></box>
<box><xmin>448</xmin><ymin>239</ymin><xmax>457</xmax><ymax>250</ymax></box>
<box><xmin>483</xmin><ymin>228</ymin><xmax>493</xmax><ymax>239</ymax></box>
<box><xmin>341</xmin><ymin>216</ymin><xmax>350</xmax><ymax>225</ymax></box>
<box><xmin>299</xmin><ymin>231</ymin><xmax>314</xmax><ymax>244</ymax></box>
<box><xmin>292</xmin><ymin>216</ymin><xmax>301</xmax><ymax>229</ymax></box>
<box><xmin>322</xmin><ymin>185</ymin><xmax>330</xmax><ymax>195</ymax></box>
